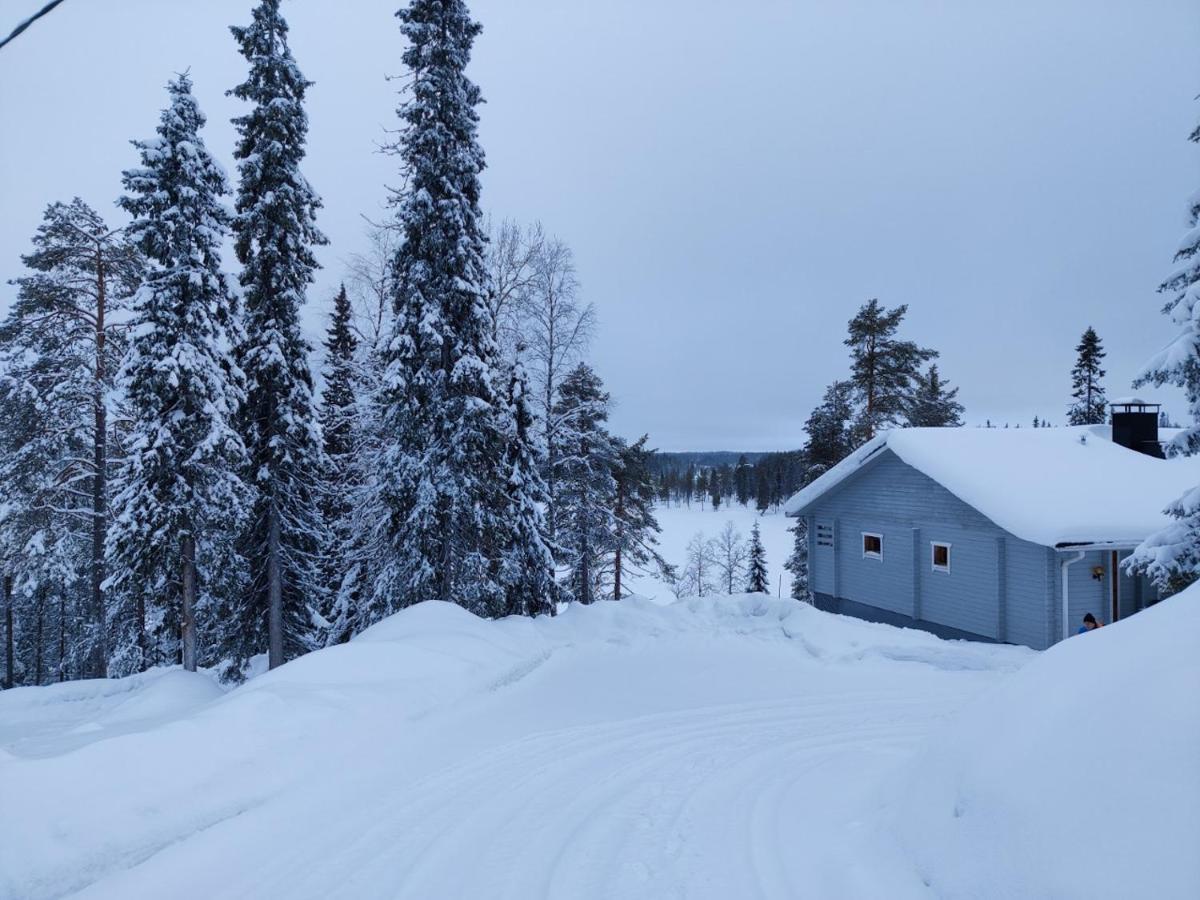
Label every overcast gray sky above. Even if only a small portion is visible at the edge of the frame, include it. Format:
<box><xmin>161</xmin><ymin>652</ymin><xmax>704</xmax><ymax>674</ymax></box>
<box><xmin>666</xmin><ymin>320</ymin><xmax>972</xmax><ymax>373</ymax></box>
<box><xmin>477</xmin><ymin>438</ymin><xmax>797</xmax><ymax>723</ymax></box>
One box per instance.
<box><xmin>1</xmin><ymin>0</ymin><xmax>1197</xmax><ymax>450</ymax></box>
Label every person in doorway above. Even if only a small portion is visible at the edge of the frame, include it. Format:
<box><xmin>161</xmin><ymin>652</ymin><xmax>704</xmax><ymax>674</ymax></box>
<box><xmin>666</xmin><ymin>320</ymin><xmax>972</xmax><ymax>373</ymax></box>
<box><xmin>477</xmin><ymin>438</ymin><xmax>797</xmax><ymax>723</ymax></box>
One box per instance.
<box><xmin>1077</xmin><ymin>612</ymin><xmax>1103</xmax><ymax>634</ymax></box>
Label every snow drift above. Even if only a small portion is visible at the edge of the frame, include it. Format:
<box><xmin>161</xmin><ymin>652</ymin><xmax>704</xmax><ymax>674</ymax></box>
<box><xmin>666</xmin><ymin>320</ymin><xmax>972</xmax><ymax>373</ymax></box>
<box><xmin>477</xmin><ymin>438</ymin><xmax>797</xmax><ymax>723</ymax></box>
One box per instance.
<box><xmin>895</xmin><ymin>587</ymin><xmax>1200</xmax><ymax>899</ymax></box>
<box><xmin>0</xmin><ymin>592</ymin><xmax>1192</xmax><ymax>898</ymax></box>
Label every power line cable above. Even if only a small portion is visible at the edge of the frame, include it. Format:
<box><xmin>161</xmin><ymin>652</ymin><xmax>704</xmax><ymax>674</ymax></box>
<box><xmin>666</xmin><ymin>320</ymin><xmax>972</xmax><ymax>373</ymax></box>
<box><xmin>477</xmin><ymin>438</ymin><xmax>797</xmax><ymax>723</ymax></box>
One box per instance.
<box><xmin>0</xmin><ymin>0</ymin><xmax>68</xmax><ymax>53</ymax></box>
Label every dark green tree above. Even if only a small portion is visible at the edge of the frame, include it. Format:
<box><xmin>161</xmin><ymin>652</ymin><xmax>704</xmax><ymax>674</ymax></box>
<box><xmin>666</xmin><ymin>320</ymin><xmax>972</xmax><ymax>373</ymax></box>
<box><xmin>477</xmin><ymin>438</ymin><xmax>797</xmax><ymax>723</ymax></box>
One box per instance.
<box><xmin>785</xmin><ymin>519</ymin><xmax>810</xmax><ymax>602</ymax></box>
<box><xmin>845</xmin><ymin>299</ymin><xmax>937</xmax><ymax>441</ymax></box>
<box><xmin>107</xmin><ymin>74</ymin><xmax>251</xmax><ymax>675</ymax></box>
<box><xmin>1067</xmin><ymin>327</ymin><xmax>1107</xmax><ymax>426</ymax></box>
<box><xmin>804</xmin><ymin>380</ymin><xmax>855</xmax><ymax>477</ymax></box>
<box><xmin>905</xmin><ymin>364</ymin><xmax>965</xmax><ymax>427</ymax></box>
<box><xmin>226</xmin><ymin>0</ymin><xmax>328</xmax><ymax>672</ymax></box>
<box><xmin>746</xmin><ymin>522</ymin><xmax>769</xmax><ymax>594</ymax></box>
<box><xmin>318</xmin><ymin>285</ymin><xmax>360</xmax><ymax>644</ymax></box>
<box><xmin>1</xmin><ymin>199</ymin><xmax>142</xmax><ymax>678</ymax></box>
<box><xmin>734</xmin><ymin>454</ymin><xmax>750</xmax><ymax>506</ymax></box>
<box><xmin>370</xmin><ymin>0</ymin><xmax>517</xmax><ymax>616</ymax></box>
<box><xmin>610</xmin><ymin>435</ymin><xmax>666</xmax><ymax>600</ymax></box>
<box><xmin>552</xmin><ymin>364</ymin><xmax>617</xmax><ymax>605</ymax></box>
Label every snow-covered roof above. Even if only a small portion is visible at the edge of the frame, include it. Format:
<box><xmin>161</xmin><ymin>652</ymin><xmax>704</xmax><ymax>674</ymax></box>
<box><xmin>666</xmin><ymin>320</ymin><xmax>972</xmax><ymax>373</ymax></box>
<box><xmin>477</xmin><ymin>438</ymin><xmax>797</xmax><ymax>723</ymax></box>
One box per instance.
<box><xmin>1109</xmin><ymin>396</ymin><xmax>1156</xmax><ymax>406</ymax></box>
<box><xmin>784</xmin><ymin>426</ymin><xmax>1200</xmax><ymax>548</ymax></box>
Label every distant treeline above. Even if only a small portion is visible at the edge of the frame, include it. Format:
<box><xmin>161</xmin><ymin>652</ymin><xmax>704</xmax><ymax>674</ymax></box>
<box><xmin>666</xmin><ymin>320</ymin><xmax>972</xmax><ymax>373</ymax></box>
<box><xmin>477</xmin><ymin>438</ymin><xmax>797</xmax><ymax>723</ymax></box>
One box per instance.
<box><xmin>649</xmin><ymin>451</ymin><xmax>806</xmax><ymax>513</ymax></box>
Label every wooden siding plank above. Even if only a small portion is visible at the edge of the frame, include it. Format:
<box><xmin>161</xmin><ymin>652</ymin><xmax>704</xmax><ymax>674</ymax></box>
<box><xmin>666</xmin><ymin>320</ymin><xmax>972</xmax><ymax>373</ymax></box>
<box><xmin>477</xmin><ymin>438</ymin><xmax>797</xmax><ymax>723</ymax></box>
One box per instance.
<box><xmin>911</xmin><ymin>527</ymin><xmax>921</xmax><ymax>620</ymax></box>
<box><xmin>997</xmin><ymin>537</ymin><xmax>1007</xmax><ymax>643</ymax></box>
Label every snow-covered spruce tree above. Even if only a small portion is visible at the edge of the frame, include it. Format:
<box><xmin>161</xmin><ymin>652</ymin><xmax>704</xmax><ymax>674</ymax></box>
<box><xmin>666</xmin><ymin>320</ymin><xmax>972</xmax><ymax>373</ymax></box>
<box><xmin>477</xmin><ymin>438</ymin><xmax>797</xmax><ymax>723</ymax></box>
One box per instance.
<box><xmin>371</xmin><ymin>0</ymin><xmax>515</xmax><ymax>616</ymax></box>
<box><xmin>317</xmin><ymin>285</ymin><xmax>362</xmax><ymax>643</ymax></box>
<box><xmin>904</xmin><ymin>364</ymin><xmax>964</xmax><ymax>427</ymax></box>
<box><xmin>498</xmin><ymin>353</ymin><xmax>558</xmax><ymax>616</ymax></box>
<box><xmin>107</xmin><ymin>74</ymin><xmax>251</xmax><ymax>675</ymax></box>
<box><xmin>1066</xmin><ymin>327</ymin><xmax>1108</xmax><ymax>426</ymax></box>
<box><xmin>610</xmin><ymin>435</ymin><xmax>667</xmax><ymax>600</ymax></box>
<box><xmin>1</xmin><ymin>199</ymin><xmax>143</xmax><ymax>678</ymax></box>
<box><xmin>746</xmin><ymin>521</ymin><xmax>769</xmax><ymax>594</ymax></box>
<box><xmin>845</xmin><ymin>299</ymin><xmax>937</xmax><ymax>442</ymax></box>
<box><xmin>785</xmin><ymin>518</ymin><xmax>811</xmax><ymax>602</ymax></box>
<box><xmin>223</xmin><ymin>0</ymin><xmax>328</xmax><ymax>673</ymax></box>
<box><xmin>552</xmin><ymin>363</ymin><xmax>617</xmax><ymax>604</ymax></box>
<box><xmin>1128</xmin><ymin>112</ymin><xmax>1200</xmax><ymax>592</ymax></box>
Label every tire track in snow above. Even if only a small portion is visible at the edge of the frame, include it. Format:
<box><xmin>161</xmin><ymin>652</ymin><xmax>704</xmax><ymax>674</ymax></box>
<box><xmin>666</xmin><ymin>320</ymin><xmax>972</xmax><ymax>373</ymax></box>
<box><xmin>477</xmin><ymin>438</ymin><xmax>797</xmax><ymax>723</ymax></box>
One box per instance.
<box><xmin>280</xmin><ymin>691</ymin><xmax>950</xmax><ymax>899</ymax></box>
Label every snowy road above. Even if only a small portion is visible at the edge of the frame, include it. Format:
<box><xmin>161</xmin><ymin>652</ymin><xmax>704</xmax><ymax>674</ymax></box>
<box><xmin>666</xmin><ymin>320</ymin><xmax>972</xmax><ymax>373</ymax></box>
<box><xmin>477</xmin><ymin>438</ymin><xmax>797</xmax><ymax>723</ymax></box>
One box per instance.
<box><xmin>2</xmin><ymin>597</ymin><xmax>1032</xmax><ymax>899</ymax></box>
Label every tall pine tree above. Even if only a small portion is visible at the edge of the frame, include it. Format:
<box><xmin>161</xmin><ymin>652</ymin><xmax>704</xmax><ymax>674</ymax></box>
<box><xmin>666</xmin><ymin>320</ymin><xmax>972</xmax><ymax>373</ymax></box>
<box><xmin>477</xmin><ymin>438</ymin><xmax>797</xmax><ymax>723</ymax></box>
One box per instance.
<box><xmin>225</xmin><ymin>0</ymin><xmax>328</xmax><ymax>672</ymax></box>
<box><xmin>610</xmin><ymin>435</ymin><xmax>666</xmax><ymax>600</ymax></box>
<box><xmin>845</xmin><ymin>299</ymin><xmax>937</xmax><ymax>441</ymax></box>
<box><xmin>1066</xmin><ymin>327</ymin><xmax>1108</xmax><ymax>426</ymax></box>
<box><xmin>371</xmin><ymin>0</ymin><xmax>517</xmax><ymax>615</ymax></box>
<box><xmin>0</xmin><ymin>199</ymin><xmax>143</xmax><ymax>678</ymax></box>
<box><xmin>107</xmin><ymin>74</ymin><xmax>251</xmax><ymax>674</ymax></box>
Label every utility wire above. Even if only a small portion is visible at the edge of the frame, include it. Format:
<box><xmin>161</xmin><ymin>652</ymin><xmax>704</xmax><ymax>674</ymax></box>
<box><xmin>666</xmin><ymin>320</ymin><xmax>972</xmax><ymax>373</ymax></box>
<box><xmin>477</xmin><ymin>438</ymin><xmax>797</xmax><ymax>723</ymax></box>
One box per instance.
<box><xmin>0</xmin><ymin>0</ymin><xmax>68</xmax><ymax>53</ymax></box>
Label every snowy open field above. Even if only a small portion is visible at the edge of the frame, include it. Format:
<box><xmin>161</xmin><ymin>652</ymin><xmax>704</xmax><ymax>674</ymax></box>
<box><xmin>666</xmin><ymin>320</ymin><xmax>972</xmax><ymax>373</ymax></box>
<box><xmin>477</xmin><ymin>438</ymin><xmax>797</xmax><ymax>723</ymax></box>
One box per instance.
<box><xmin>627</xmin><ymin>502</ymin><xmax>797</xmax><ymax>603</ymax></box>
<box><xmin>2</xmin><ymin>584</ymin><xmax>1197</xmax><ymax>899</ymax></box>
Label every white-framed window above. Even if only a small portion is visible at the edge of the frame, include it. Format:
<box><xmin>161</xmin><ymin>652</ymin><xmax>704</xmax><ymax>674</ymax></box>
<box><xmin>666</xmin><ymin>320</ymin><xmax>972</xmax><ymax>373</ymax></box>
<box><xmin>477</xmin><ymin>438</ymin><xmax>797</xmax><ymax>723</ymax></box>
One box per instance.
<box><xmin>931</xmin><ymin>541</ymin><xmax>951</xmax><ymax>573</ymax></box>
<box><xmin>862</xmin><ymin>532</ymin><xmax>883</xmax><ymax>560</ymax></box>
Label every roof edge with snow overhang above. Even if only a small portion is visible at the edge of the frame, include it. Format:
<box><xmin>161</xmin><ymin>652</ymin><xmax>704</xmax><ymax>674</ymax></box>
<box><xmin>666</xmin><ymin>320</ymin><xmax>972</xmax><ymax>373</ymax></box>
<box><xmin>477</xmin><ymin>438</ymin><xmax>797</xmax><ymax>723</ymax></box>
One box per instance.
<box><xmin>784</xmin><ymin>426</ymin><xmax>1200</xmax><ymax>549</ymax></box>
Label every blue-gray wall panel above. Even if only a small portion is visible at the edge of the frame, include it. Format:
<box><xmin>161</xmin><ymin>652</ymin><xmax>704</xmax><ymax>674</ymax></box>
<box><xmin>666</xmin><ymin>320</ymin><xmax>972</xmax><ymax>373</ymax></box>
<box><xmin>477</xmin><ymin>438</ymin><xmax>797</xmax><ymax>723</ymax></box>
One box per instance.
<box><xmin>804</xmin><ymin>449</ymin><xmax>1058</xmax><ymax>649</ymax></box>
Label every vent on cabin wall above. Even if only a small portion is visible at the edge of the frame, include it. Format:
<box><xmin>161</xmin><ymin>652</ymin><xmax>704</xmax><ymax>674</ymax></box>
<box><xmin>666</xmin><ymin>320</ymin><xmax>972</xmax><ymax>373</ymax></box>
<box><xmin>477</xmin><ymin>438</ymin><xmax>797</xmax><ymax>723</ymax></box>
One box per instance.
<box><xmin>1110</xmin><ymin>399</ymin><xmax>1165</xmax><ymax>458</ymax></box>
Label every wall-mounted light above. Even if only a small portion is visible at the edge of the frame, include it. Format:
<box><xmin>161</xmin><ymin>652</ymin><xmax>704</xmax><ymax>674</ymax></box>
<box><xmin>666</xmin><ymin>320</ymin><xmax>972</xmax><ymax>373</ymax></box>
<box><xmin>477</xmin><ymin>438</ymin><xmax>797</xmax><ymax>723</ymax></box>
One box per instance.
<box><xmin>1091</xmin><ymin>566</ymin><xmax>1105</xmax><ymax>581</ymax></box>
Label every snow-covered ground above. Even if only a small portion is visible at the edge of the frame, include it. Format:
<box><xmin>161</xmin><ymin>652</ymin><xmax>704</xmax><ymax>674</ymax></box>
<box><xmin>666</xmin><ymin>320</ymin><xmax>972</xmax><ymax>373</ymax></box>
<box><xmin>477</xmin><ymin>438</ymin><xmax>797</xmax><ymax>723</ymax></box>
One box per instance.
<box><xmin>628</xmin><ymin>501</ymin><xmax>797</xmax><ymax>602</ymax></box>
<box><xmin>2</xmin><ymin>587</ymin><xmax>1195</xmax><ymax>899</ymax></box>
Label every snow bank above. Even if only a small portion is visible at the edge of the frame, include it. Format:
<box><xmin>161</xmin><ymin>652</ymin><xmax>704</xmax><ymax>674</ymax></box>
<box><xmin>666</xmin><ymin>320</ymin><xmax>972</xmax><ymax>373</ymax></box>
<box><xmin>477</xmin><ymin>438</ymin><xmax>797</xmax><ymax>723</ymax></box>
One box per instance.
<box><xmin>0</xmin><ymin>667</ymin><xmax>223</xmax><ymax>759</ymax></box>
<box><xmin>895</xmin><ymin>588</ymin><xmax>1200</xmax><ymax>899</ymax></box>
<box><xmin>0</xmin><ymin>595</ymin><xmax>1031</xmax><ymax>899</ymax></box>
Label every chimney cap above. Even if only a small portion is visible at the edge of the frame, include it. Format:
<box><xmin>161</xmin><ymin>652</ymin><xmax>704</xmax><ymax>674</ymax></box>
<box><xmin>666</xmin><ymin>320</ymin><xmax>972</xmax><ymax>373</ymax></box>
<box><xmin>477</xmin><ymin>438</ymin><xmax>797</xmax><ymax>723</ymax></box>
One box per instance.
<box><xmin>1110</xmin><ymin>397</ymin><xmax>1160</xmax><ymax>411</ymax></box>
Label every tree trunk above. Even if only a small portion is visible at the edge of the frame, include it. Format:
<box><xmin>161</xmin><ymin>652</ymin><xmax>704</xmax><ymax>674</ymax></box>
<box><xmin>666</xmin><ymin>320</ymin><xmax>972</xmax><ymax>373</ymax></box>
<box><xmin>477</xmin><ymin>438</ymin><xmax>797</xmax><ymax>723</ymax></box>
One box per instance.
<box><xmin>578</xmin><ymin>524</ymin><xmax>591</xmax><ymax>605</ymax></box>
<box><xmin>544</xmin><ymin>377</ymin><xmax>556</xmax><ymax>546</ymax></box>
<box><xmin>136</xmin><ymin>591</ymin><xmax>147</xmax><ymax>671</ymax></box>
<box><xmin>612</xmin><ymin>543</ymin><xmax>622</xmax><ymax>602</ymax></box>
<box><xmin>267</xmin><ymin>507</ymin><xmax>283</xmax><ymax>669</ymax></box>
<box><xmin>34</xmin><ymin>590</ymin><xmax>44</xmax><ymax>685</ymax></box>
<box><xmin>91</xmin><ymin>254</ymin><xmax>108</xmax><ymax>678</ymax></box>
<box><xmin>612</xmin><ymin>481</ymin><xmax>624</xmax><ymax>601</ymax></box>
<box><xmin>3</xmin><ymin>574</ymin><xmax>13</xmax><ymax>688</ymax></box>
<box><xmin>58</xmin><ymin>593</ymin><xmax>66</xmax><ymax>681</ymax></box>
<box><xmin>181</xmin><ymin>533</ymin><xmax>197</xmax><ymax>672</ymax></box>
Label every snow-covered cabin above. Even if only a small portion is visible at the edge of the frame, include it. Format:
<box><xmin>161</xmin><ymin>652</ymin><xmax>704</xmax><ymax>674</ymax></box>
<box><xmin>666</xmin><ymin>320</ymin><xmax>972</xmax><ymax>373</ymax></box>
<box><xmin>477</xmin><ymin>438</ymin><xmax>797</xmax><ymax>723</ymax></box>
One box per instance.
<box><xmin>784</xmin><ymin>404</ymin><xmax>1199</xmax><ymax>649</ymax></box>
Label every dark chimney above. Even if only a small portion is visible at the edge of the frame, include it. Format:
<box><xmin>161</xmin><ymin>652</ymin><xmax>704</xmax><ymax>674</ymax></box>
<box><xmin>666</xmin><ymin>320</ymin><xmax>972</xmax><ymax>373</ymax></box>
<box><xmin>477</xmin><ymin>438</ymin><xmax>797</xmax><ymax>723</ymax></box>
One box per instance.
<box><xmin>1110</xmin><ymin>399</ymin><xmax>1164</xmax><ymax>458</ymax></box>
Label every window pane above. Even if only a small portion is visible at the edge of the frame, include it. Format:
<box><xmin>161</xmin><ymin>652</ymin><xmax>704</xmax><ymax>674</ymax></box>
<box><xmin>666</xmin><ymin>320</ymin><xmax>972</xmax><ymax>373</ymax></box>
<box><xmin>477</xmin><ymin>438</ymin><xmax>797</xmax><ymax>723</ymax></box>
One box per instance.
<box><xmin>863</xmin><ymin>534</ymin><xmax>882</xmax><ymax>556</ymax></box>
<box><xmin>933</xmin><ymin>544</ymin><xmax>949</xmax><ymax>569</ymax></box>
